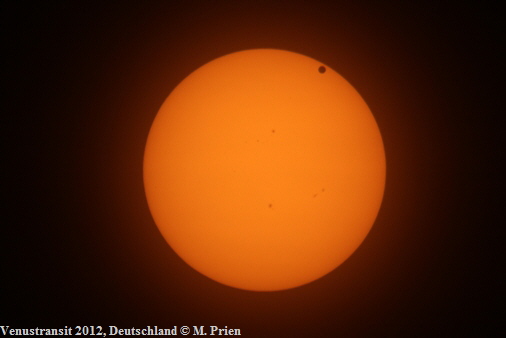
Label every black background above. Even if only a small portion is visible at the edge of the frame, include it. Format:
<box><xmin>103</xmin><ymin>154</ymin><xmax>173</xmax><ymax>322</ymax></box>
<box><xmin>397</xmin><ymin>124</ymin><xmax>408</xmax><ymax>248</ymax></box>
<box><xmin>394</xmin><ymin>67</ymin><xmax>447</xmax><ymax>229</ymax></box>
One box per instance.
<box><xmin>4</xmin><ymin>1</ymin><xmax>499</xmax><ymax>336</ymax></box>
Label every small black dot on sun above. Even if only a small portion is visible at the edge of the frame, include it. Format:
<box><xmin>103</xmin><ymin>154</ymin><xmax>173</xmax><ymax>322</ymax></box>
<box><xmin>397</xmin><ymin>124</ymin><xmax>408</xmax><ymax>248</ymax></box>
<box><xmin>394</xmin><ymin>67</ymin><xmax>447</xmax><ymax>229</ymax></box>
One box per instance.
<box><xmin>268</xmin><ymin>204</ymin><xmax>272</xmax><ymax>208</ymax></box>
<box><xmin>318</xmin><ymin>66</ymin><xmax>326</xmax><ymax>74</ymax></box>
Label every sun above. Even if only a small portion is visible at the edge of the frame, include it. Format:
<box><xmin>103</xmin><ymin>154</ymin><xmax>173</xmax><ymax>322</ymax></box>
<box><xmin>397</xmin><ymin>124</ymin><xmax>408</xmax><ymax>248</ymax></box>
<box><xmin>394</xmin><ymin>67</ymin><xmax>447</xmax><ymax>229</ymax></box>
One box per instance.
<box><xmin>143</xmin><ymin>49</ymin><xmax>385</xmax><ymax>291</ymax></box>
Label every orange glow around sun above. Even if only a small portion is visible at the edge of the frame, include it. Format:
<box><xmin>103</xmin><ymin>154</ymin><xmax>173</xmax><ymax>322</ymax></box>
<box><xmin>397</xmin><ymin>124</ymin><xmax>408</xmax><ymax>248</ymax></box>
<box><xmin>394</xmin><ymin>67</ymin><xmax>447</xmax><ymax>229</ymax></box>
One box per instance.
<box><xmin>143</xmin><ymin>49</ymin><xmax>386</xmax><ymax>291</ymax></box>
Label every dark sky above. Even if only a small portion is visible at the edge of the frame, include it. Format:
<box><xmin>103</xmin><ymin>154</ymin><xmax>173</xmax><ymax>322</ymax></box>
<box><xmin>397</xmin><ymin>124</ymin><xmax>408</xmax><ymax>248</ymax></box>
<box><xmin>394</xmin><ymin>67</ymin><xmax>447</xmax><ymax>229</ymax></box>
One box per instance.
<box><xmin>4</xmin><ymin>1</ymin><xmax>499</xmax><ymax>336</ymax></box>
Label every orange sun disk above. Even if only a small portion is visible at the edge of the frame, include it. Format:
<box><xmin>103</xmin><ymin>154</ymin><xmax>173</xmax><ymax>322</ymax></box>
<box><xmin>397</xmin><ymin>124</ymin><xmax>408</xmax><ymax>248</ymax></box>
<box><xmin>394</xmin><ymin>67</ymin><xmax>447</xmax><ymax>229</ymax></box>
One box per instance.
<box><xmin>143</xmin><ymin>49</ymin><xmax>386</xmax><ymax>291</ymax></box>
